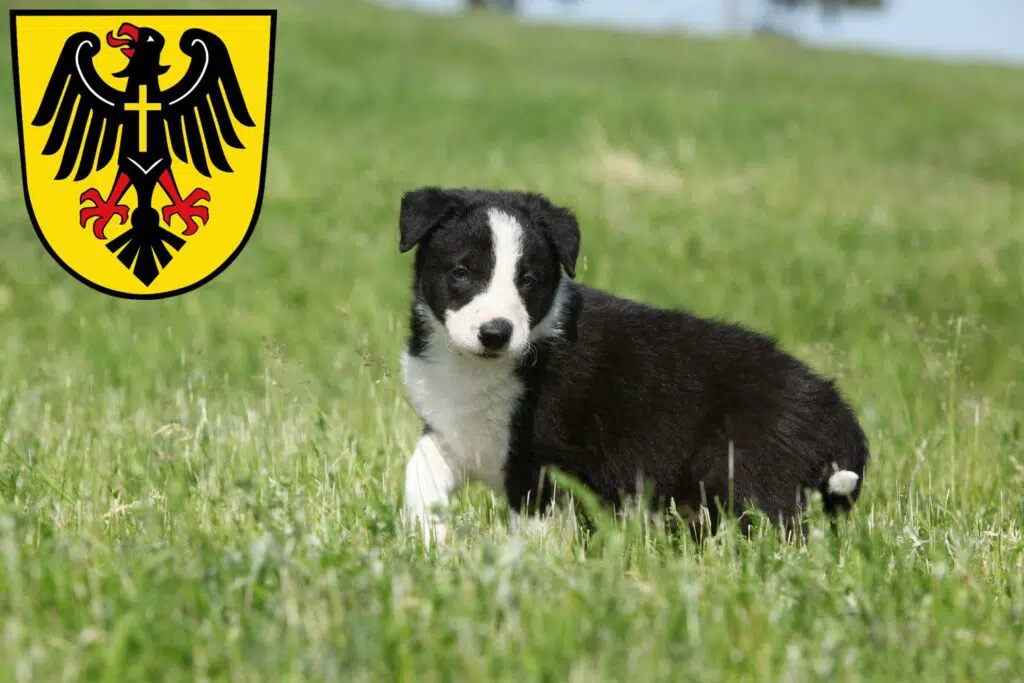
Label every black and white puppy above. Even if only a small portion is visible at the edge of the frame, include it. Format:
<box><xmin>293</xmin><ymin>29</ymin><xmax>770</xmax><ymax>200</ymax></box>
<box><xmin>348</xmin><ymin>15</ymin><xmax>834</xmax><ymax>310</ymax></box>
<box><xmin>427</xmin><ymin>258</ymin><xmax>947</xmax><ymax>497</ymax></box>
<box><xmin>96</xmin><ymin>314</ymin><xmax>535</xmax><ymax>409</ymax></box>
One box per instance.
<box><xmin>397</xmin><ymin>187</ymin><xmax>869</xmax><ymax>546</ymax></box>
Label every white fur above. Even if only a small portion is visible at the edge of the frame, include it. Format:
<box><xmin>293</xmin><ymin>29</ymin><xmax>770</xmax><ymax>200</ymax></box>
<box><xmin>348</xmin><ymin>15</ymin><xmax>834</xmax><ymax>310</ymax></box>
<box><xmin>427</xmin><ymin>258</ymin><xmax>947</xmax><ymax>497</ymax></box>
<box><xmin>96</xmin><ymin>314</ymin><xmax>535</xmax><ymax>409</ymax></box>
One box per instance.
<box><xmin>827</xmin><ymin>469</ymin><xmax>859</xmax><ymax>497</ymax></box>
<box><xmin>443</xmin><ymin>209</ymin><xmax>531</xmax><ymax>357</ymax></box>
<box><xmin>403</xmin><ymin>432</ymin><xmax>457</xmax><ymax>546</ymax></box>
<box><xmin>402</xmin><ymin>307</ymin><xmax>525</xmax><ymax>493</ymax></box>
<box><xmin>400</xmin><ymin>298</ymin><xmax>525</xmax><ymax>548</ymax></box>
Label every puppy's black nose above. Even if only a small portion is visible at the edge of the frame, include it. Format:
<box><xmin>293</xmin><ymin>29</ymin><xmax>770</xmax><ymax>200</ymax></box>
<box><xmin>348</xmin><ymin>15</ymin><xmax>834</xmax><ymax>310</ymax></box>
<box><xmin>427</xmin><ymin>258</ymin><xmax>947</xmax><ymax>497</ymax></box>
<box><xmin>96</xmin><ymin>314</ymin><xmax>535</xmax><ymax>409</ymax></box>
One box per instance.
<box><xmin>478</xmin><ymin>318</ymin><xmax>513</xmax><ymax>351</ymax></box>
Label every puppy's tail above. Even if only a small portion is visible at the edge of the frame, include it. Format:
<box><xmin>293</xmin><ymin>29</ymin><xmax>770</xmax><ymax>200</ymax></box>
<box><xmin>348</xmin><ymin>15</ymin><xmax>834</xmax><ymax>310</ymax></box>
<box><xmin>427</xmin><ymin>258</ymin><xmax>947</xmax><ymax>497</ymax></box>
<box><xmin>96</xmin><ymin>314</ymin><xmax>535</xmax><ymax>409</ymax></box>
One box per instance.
<box><xmin>826</xmin><ymin>469</ymin><xmax>860</xmax><ymax>497</ymax></box>
<box><xmin>817</xmin><ymin>393</ymin><xmax>870</xmax><ymax>514</ymax></box>
<box><xmin>819</xmin><ymin>463</ymin><xmax>864</xmax><ymax>514</ymax></box>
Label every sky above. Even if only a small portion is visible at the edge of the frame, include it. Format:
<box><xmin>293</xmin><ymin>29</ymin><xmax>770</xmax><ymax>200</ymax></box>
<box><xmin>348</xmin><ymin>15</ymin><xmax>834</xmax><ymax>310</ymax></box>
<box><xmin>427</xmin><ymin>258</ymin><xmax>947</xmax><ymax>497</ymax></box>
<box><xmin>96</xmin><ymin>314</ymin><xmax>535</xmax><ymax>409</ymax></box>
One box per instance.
<box><xmin>397</xmin><ymin>0</ymin><xmax>1024</xmax><ymax>66</ymax></box>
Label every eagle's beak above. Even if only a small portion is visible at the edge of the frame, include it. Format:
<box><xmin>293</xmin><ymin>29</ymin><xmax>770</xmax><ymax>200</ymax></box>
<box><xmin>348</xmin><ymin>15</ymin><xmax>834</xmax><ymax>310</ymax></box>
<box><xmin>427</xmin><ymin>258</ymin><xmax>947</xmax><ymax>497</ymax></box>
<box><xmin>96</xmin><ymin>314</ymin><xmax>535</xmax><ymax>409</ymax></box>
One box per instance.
<box><xmin>105</xmin><ymin>22</ymin><xmax>140</xmax><ymax>58</ymax></box>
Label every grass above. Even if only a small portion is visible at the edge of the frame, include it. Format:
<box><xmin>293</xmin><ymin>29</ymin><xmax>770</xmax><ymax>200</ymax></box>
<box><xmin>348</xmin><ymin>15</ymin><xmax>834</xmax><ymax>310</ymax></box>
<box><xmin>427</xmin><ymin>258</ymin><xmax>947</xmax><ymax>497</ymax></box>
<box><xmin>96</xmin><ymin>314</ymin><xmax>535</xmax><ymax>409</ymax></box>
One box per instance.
<box><xmin>1</xmin><ymin>0</ymin><xmax>1023</xmax><ymax>680</ymax></box>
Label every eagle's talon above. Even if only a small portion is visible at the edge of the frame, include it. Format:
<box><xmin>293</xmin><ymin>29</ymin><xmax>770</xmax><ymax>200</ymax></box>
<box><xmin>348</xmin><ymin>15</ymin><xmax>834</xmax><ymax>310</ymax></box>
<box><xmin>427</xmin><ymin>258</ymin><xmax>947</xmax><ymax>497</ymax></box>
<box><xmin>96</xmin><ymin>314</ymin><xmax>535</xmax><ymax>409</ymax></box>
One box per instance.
<box><xmin>79</xmin><ymin>187</ymin><xmax>129</xmax><ymax>240</ymax></box>
<box><xmin>162</xmin><ymin>188</ymin><xmax>210</xmax><ymax>236</ymax></box>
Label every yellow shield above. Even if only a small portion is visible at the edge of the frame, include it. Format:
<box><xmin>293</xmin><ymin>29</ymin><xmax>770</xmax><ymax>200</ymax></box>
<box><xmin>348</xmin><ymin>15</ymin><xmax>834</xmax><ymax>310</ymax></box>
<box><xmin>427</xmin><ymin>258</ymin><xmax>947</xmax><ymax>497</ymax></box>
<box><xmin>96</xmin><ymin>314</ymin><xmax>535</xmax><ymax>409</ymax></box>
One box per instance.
<box><xmin>11</xmin><ymin>10</ymin><xmax>276</xmax><ymax>299</ymax></box>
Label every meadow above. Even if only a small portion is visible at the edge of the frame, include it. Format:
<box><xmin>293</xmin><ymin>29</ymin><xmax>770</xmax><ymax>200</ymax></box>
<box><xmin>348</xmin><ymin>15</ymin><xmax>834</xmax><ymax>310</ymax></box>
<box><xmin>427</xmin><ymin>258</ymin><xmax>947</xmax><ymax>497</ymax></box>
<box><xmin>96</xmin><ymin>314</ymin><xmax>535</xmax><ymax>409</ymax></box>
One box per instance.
<box><xmin>1</xmin><ymin>1</ymin><xmax>1022</xmax><ymax>680</ymax></box>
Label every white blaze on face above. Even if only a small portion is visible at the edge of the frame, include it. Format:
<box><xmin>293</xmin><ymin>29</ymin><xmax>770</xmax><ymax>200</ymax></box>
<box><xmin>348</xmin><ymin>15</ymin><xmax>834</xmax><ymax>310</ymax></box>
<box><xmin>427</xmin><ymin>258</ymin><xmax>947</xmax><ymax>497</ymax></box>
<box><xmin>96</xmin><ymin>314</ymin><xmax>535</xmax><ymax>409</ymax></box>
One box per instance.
<box><xmin>444</xmin><ymin>209</ymin><xmax>531</xmax><ymax>357</ymax></box>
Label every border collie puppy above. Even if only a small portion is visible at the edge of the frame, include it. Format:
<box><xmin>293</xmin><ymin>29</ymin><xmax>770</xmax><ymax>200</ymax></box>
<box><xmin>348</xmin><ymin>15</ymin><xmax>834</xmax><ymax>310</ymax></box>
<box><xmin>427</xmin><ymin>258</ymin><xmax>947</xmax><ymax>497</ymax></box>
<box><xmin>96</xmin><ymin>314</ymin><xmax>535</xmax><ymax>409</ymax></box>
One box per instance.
<box><xmin>397</xmin><ymin>187</ymin><xmax>869</xmax><ymax>546</ymax></box>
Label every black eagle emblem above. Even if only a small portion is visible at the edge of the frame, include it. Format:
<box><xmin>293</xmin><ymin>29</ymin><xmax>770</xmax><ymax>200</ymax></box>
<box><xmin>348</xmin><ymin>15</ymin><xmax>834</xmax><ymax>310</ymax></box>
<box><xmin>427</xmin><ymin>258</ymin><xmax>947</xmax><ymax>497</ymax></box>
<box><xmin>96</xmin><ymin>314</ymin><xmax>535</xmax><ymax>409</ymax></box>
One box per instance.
<box><xmin>31</xmin><ymin>22</ymin><xmax>255</xmax><ymax>285</ymax></box>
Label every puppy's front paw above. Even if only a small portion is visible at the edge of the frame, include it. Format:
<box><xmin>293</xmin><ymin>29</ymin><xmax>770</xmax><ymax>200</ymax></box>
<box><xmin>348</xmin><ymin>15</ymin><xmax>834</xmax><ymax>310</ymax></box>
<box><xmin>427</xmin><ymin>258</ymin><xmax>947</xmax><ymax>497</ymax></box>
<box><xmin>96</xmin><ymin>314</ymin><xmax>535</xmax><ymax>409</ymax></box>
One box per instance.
<box><xmin>403</xmin><ymin>496</ymin><xmax>449</xmax><ymax>548</ymax></box>
<box><xmin>403</xmin><ymin>434</ymin><xmax>456</xmax><ymax>548</ymax></box>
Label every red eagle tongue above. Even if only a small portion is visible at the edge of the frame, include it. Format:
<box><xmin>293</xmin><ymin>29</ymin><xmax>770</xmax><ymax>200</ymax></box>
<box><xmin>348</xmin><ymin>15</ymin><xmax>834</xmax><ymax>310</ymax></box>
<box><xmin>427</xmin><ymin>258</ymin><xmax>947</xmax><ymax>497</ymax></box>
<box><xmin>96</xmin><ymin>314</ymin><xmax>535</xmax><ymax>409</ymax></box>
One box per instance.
<box><xmin>105</xmin><ymin>22</ymin><xmax>139</xmax><ymax>57</ymax></box>
<box><xmin>105</xmin><ymin>32</ymin><xmax>130</xmax><ymax>47</ymax></box>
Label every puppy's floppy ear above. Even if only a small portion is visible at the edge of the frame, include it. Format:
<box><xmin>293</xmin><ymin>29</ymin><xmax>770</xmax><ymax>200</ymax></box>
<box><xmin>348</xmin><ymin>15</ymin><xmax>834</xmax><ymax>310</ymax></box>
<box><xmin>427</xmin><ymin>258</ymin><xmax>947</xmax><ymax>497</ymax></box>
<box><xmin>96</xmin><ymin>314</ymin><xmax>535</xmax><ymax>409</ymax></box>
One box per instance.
<box><xmin>399</xmin><ymin>187</ymin><xmax>460</xmax><ymax>253</ymax></box>
<box><xmin>526</xmin><ymin>193</ymin><xmax>581</xmax><ymax>278</ymax></box>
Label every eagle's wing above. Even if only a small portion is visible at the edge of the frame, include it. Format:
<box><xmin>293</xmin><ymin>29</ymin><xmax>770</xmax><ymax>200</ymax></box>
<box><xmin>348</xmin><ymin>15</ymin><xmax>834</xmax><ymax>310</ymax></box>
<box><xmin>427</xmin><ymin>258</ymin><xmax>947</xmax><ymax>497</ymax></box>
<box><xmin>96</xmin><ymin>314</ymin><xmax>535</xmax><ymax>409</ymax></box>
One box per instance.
<box><xmin>32</xmin><ymin>32</ymin><xmax>125</xmax><ymax>182</ymax></box>
<box><xmin>160</xmin><ymin>29</ymin><xmax>256</xmax><ymax>178</ymax></box>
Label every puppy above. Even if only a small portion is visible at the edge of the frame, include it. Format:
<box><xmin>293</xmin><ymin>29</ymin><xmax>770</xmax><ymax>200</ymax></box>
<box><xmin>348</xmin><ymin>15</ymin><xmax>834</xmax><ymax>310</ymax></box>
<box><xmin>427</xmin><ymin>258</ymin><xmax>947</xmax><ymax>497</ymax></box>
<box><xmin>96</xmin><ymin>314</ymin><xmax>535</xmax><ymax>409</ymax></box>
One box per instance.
<box><xmin>397</xmin><ymin>187</ymin><xmax>869</xmax><ymax>546</ymax></box>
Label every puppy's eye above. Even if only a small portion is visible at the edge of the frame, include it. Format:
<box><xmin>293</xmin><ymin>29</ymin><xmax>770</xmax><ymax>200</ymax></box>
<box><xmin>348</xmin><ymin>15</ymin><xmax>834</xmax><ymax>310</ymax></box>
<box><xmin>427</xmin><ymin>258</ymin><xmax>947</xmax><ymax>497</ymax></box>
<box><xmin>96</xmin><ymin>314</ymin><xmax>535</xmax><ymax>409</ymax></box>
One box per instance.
<box><xmin>450</xmin><ymin>266</ymin><xmax>469</xmax><ymax>281</ymax></box>
<box><xmin>520</xmin><ymin>273</ymin><xmax>538</xmax><ymax>290</ymax></box>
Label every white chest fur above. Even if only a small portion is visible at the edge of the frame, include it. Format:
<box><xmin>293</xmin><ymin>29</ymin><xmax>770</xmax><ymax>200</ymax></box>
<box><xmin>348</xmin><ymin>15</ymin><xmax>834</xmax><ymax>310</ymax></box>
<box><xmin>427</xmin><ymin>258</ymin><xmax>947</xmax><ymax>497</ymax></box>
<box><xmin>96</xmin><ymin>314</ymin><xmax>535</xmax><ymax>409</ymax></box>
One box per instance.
<box><xmin>400</xmin><ymin>347</ymin><xmax>523</xmax><ymax>491</ymax></box>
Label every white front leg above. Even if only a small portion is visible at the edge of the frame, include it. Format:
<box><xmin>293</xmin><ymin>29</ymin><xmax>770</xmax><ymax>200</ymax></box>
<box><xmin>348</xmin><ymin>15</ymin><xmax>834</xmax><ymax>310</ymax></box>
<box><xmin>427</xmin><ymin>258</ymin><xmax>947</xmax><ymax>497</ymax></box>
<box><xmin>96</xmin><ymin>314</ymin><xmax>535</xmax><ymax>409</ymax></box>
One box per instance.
<box><xmin>403</xmin><ymin>433</ymin><xmax>458</xmax><ymax>547</ymax></box>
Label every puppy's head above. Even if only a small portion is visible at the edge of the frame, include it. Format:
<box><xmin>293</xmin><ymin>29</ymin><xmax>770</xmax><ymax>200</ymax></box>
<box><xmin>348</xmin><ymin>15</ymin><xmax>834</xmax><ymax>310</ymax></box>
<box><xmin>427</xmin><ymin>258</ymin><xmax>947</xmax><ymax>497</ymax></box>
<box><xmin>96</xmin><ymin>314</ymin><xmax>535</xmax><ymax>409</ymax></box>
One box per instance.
<box><xmin>399</xmin><ymin>187</ymin><xmax>580</xmax><ymax>361</ymax></box>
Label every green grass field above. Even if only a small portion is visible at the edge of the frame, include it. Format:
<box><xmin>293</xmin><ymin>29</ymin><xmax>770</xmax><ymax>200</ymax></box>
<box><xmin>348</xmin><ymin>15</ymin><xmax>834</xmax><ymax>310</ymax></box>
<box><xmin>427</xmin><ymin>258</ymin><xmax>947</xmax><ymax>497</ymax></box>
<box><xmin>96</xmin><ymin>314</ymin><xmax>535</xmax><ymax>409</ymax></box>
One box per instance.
<box><xmin>2</xmin><ymin>1</ymin><xmax>1023</xmax><ymax>680</ymax></box>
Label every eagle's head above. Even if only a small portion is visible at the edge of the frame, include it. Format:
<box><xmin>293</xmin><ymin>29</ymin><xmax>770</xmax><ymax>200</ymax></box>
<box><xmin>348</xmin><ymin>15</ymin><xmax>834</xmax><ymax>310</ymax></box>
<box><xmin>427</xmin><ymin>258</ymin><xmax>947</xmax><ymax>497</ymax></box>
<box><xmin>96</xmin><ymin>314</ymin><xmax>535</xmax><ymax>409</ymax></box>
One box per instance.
<box><xmin>106</xmin><ymin>23</ymin><xmax>170</xmax><ymax>78</ymax></box>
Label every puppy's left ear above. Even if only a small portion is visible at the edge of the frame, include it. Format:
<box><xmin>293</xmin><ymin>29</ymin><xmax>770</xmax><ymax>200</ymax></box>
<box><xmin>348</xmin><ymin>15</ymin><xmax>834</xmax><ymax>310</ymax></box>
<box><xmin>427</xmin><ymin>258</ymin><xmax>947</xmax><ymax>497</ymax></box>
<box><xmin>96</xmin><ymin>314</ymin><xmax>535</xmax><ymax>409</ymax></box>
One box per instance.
<box><xmin>399</xmin><ymin>187</ymin><xmax>460</xmax><ymax>253</ymax></box>
<box><xmin>527</xmin><ymin>194</ymin><xmax>581</xmax><ymax>278</ymax></box>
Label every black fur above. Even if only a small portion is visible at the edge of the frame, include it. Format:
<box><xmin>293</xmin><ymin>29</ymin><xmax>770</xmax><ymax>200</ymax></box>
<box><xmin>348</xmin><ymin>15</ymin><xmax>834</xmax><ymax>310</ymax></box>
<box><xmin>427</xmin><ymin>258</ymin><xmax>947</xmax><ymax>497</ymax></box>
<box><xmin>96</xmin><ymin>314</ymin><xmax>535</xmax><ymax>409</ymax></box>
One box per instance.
<box><xmin>400</xmin><ymin>187</ymin><xmax>869</xmax><ymax>537</ymax></box>
<box><xmin>508</xmin><ymin>283</ymin><xmax>870</xmax><ymax>535</ymax></box>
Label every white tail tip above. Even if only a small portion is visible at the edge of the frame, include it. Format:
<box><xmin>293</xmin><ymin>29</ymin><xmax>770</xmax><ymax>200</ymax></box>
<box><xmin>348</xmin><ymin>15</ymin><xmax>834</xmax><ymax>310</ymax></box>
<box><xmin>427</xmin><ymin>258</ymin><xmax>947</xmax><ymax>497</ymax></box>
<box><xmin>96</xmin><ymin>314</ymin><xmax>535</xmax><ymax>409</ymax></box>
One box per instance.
<box><xmin>827</xmin><ymin>470</ymin><xmax>860</xmax><ymax>497</ymax></box>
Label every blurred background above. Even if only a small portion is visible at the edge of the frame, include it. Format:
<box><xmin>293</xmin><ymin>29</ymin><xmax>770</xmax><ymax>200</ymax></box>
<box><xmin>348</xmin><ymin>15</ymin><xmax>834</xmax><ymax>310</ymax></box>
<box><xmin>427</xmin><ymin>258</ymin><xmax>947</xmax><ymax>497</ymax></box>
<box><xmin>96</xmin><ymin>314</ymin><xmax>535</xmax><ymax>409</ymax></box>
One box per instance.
<box><xmin>400</xmin><ymin>0</ymin><xmax>1024</xmax><ymax>65</ymax></box>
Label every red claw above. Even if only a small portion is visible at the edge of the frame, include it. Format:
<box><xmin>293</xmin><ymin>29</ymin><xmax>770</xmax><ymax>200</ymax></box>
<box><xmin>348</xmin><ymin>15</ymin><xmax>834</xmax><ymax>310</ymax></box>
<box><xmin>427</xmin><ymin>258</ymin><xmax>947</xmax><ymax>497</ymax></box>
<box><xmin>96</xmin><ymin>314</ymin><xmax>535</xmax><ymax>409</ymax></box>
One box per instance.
<box><xmin>79</xmin><ymin>187</ymin><xmax>129</xmax><ymax>240</ymax></box>
<box><xmin>162</xmin><ymin>189</ymin><xmax>211</xmax><ymax>236</ymax></box>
